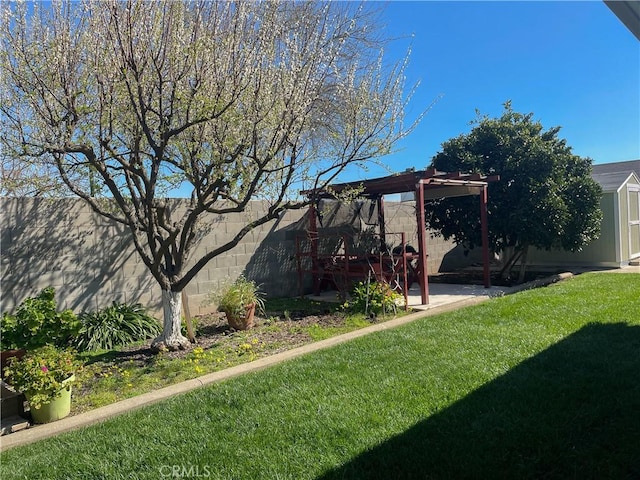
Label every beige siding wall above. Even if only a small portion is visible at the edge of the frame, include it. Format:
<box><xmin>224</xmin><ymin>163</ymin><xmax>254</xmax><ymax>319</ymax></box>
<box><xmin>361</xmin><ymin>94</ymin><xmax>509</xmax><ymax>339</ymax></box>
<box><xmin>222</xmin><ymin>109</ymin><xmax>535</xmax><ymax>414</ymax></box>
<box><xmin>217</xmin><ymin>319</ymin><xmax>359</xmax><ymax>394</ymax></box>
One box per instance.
<box><xmin>528</xmin><ymin>193</ymin><xmax>619</xmax><ymax>267</ymax></box>
<box><xmin>620</xmin><ymin>185</ymin><xmax>630</xmax><ymax>261</ymax></box>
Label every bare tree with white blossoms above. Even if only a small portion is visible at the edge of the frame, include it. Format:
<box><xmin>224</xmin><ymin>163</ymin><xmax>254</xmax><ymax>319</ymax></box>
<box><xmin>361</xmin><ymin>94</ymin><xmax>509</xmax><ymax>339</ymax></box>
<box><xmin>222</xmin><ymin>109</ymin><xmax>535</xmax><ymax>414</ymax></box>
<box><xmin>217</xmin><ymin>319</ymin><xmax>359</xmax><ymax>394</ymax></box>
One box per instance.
<box><xmin>0</xmin><ymin>0</ymin><xmax>418</xmax><ymax>350</ymax></box>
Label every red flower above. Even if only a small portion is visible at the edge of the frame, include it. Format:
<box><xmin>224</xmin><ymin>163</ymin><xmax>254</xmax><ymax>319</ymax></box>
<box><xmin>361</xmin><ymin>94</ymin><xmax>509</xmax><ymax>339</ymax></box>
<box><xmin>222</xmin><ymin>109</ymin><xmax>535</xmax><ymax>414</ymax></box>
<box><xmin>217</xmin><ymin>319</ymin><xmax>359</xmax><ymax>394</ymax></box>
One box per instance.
<box><xmin>41</xmin><ymin>366</ymin><xmax>49</xmax><ymax>372</ymax></box>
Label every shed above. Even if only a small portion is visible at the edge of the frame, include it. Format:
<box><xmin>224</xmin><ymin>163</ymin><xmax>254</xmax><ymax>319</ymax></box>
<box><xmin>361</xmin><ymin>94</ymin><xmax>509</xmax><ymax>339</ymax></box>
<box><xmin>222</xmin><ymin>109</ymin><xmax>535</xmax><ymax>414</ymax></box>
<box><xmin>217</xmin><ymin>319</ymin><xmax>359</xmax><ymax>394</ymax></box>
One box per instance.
<box><xmin>528</xmin><ymin>164</ymin><xmax>640</xmax><ymax>268</ymax></box>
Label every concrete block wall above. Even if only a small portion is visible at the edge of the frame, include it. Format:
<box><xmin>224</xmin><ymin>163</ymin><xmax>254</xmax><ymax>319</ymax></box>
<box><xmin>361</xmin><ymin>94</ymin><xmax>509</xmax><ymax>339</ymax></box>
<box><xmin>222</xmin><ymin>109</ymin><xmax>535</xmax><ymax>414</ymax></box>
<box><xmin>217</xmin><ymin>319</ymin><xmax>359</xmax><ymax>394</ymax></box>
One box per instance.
<box><xmin>1</xmin><ymin>198</ymin><xmax>313</xmax><ymax>317</ymax></box>
<box><xmin>1</xmin><ymin>198</ymin><xmax>462</xmax><ymax>318</ymax></box>
<box><xmin>1</xmin><ymin>198</ymin><xmax>160</xmax><ymax>315</ymax></box>
<box><xmin>384</xmin><ymin>201</ymin><xmax>459</xmax><ymax>274</ymax></box>
<box><xmin>185</xmin><ymin>202</ymin><xmax>308</xmax><ymax>314</ymax></box>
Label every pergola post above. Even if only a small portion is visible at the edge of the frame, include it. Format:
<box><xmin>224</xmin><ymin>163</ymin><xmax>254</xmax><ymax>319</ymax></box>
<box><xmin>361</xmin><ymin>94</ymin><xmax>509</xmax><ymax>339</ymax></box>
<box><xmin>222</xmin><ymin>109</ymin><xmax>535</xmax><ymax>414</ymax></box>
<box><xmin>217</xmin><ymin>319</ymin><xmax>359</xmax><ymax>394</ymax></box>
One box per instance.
<box><xmin>309</xmin><ymin>201</ymin><xmax>320</xmax><ymax>295</ymax></box>
<box><xmin>377</xmin><ymin>195</ymin><xmax>386</xmax><ymax>252</ymax></box>
<box><xmin>480</xmin><ymin>185</ymin><xmax>491</xmax><ymax>288</ymax></box>
<box><xmin>416</xmin><ymin>181</ymin><xmax>429</xmax><ymax>304</ymax></box>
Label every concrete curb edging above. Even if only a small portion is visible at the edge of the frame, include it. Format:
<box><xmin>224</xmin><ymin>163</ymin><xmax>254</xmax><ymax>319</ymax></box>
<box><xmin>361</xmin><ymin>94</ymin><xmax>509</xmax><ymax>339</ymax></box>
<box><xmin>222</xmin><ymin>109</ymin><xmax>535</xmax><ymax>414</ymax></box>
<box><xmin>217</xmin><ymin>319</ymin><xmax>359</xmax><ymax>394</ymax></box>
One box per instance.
<box><xmin>1</xmin><ymin>295</ymin><xmax>492</xmax><ymax>451</ymax></box>
<box><xmin>508</xmin><ymin>272</ymin><xmax>574</xmax><ymax>294</ymax></box>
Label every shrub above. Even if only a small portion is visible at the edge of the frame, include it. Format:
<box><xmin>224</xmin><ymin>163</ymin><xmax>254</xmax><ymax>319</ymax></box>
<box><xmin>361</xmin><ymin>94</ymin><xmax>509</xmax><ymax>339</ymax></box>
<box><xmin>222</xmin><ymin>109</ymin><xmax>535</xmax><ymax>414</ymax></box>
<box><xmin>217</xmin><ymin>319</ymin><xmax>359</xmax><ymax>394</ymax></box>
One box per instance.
<box><xmin>1</xmin><ymin>287</ymin><xmax>80</xmax><ymax>351</ymax></box>
<box><xmin>344</xmin><ymin>281</ymin><xmax>401</xmax><ymax>316</ymax></box>
<box><xmin>74</xmin><ymin>303</ymin><xmax>161</xmax><ymax>352</ymax></box>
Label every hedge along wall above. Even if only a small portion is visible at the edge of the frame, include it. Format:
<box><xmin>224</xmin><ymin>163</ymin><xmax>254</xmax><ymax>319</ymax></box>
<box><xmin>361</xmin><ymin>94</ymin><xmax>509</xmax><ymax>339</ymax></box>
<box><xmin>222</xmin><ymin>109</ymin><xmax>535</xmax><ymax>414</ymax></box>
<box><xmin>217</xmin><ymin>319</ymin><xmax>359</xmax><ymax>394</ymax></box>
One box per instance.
<box><xmin>1</xmin><ymin>198</ymin><xmax>459</xmax><ymax>317</ymax></box>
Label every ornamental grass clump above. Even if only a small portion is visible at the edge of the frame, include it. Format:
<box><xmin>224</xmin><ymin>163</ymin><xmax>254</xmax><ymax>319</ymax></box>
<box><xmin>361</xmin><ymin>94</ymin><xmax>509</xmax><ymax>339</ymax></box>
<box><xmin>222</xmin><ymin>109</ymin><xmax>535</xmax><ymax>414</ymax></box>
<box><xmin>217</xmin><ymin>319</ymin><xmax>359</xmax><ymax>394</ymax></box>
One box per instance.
<box><xmin>212</xmin><ymin>276</ymin><xmax>266</xmax><ymax>319</ymax></box>
<box><xmin>74</xmin><ymin>302</ymin><xmax>161</xmax><ymax>352</ymax></box>
<box><xmin>3</xmin><ymin>345</ymin><xmax>80</xmax><ymax>409</ymax></box>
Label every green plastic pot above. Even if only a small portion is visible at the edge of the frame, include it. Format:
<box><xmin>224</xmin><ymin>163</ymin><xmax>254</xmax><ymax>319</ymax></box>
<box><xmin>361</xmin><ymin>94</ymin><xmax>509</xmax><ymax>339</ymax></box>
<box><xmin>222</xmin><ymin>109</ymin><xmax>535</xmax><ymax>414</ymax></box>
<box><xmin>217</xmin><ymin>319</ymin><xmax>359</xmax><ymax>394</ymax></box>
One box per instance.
<box><xmin>26</xmin><ymin>374</ymin><xmax>75</xmax><ymax>424</ymax></box>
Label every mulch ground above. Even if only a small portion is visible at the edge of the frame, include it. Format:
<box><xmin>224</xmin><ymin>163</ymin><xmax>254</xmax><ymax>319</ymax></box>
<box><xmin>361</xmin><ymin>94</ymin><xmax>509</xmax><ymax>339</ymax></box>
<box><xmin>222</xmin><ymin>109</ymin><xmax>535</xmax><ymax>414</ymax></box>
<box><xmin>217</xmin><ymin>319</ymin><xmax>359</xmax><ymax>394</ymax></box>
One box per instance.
<box><xmin>91</xmin><ymin>271</ymin><xmax>560</xmax><ymax>367</ymax></box>
<box><xmin>89</xmin><ymin>309</ymin><xmax>350</xmax><ymax>368</ymax></box>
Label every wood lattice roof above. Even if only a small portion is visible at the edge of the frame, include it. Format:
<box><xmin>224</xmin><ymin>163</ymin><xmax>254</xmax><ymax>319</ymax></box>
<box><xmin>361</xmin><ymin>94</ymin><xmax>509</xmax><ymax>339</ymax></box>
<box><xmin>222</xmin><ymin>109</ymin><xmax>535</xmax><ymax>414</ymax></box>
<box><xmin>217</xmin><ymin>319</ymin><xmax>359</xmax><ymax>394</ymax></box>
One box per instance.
<box><xmin>303</xmin><ymin>167</ymin><xmax>500</xmax><ymax>200</ymax></box>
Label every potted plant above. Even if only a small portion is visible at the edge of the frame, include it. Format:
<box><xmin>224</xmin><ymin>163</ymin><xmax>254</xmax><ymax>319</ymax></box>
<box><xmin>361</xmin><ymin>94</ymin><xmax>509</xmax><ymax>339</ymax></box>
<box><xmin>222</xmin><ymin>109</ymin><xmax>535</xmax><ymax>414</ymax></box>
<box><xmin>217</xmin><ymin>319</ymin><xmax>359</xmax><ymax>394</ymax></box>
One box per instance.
<box><xmin>3</xmin><ymin>345</ymin><xmax>79</xmax><ymax>424</ymax></box>
<box><xmin>2</xmin><ymin>288</ymin><xmax>80</xmax><ymax>380</ymax></box>
<box><xmin>213</xmin><ymin>276</ymin><xmax>265</xmax><ymax>330</ymax></box>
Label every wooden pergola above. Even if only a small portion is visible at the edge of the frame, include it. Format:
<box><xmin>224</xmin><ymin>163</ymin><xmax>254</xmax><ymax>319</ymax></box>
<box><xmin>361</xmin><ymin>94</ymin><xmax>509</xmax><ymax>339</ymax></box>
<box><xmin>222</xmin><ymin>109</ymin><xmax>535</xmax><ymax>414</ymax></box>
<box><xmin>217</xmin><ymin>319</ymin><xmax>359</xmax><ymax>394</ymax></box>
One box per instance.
<box><xmin>302</xmin><ymin>168</ymin><xmax>499</xmax><ymax>305</ymax></box>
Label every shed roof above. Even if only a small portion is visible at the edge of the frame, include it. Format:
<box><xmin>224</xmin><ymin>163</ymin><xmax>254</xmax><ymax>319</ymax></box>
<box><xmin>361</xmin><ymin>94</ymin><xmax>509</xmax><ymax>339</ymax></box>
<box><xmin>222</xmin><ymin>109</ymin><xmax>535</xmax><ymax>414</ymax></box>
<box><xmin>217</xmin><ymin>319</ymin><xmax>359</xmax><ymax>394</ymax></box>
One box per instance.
<box><xmin>593</xmin><ymin>171</ymin><xmax>640</xmax><ymax>192</ymax></box>
<box><xmin>592</xmin><ymin>160</ymin><xmax>640</xmax><ymax>177</ymax></box>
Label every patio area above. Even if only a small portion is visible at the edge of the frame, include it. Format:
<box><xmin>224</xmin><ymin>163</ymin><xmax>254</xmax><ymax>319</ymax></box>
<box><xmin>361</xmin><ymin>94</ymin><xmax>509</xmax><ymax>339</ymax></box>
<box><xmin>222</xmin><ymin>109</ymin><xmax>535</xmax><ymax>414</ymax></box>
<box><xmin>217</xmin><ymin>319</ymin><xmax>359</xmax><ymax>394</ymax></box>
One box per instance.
<box><xmin>299</xmin><ymin>168</ymin><xmax>500</xmax><ymax>307</ymax></box>
<box><xmin>409</xmin><ymin>282</ymin><xmax>512</xmax><ymax>310</ymax></box>
<box><xmin>307</xmin><ymin>282</ymin><xmax>513</xmax><ymax>311</ymax></box>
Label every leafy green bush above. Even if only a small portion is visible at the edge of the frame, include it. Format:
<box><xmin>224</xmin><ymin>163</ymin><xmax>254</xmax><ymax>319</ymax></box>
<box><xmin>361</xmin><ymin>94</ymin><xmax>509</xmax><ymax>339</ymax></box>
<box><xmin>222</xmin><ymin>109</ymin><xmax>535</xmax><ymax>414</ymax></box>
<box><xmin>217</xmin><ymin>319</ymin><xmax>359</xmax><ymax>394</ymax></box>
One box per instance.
<box><xmin>343</xmin><ymin>281</ymin><xmax>401</xmax><ymax>316</ymax></box>
<box><xmin>74</xmin><ymin>303</ymin><xmax>161</xmax><ymax>352</ymax></box>
<box><xmin>1</xmin><ymin>287</ymin><xmax>80</xmax><ymax>350</ymax></box>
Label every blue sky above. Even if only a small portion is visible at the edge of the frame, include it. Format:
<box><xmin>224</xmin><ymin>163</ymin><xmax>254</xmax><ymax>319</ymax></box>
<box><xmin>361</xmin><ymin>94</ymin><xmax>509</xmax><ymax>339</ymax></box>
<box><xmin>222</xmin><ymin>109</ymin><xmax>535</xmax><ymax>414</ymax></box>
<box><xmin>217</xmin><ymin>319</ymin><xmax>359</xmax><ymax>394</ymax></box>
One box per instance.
<box><xmin>357</xmin><ymin>0</ymin><xmax>640</xmax><ymax>181</ymax></box>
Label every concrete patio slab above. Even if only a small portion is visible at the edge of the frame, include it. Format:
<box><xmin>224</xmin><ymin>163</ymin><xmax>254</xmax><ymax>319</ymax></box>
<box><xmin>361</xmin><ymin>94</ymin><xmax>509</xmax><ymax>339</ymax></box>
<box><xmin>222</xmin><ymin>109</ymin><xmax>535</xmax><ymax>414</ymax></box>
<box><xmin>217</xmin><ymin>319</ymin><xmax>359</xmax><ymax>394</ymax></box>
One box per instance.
<box><xmin>306</xmin><ymin>282</ymin><xmax>513</xmax><ymax>311</ymax></box>
<box><xmin>407</xmin><ymin>283</ymin><xmax>512</xmax><ymax>310</ymax></box>
<box><xmin>604</xmin><ymin>265</ymin><xmax>640</xmax><ymax>273</ymax></box>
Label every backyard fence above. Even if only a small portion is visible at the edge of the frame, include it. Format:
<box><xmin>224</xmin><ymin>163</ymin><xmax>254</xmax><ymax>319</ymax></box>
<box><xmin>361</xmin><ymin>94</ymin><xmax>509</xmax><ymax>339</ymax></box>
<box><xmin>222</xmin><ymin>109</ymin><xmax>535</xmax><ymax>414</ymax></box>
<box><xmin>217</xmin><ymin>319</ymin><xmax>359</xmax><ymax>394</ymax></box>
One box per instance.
<box><xmin>1</xmin><ymin>198</ymin><xmax>462</xmax><ymax>317</ymax></box>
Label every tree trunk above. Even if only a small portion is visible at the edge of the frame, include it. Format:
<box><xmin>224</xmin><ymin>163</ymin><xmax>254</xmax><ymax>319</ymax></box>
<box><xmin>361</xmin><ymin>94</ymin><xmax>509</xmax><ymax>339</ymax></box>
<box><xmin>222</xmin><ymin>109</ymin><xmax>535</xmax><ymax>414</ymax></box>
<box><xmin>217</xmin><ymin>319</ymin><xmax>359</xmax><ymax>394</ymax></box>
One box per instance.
<box><xmin>517</xmin><ymin>243</ymin><xmax>530</xmax><ymax>284</ymax></box>
<box><xmin>499</xmin><ymin>246</ymin><xmax>522</xmax><ymax>281</ymax></box>
<box><xmin>151</xmin><ymin>290</ymin><xmax>191</xmax><ymax>352</ymax></box>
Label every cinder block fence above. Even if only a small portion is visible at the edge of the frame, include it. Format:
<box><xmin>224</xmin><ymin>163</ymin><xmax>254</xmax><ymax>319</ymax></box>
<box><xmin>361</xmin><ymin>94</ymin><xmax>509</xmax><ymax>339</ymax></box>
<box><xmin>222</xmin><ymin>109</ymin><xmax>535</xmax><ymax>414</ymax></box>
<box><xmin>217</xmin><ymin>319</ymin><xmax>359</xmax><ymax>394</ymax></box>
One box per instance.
<box><xmin>1</xmin><ymin>198</ymin><xmax>460</xmax><ymax>317</ymax></box>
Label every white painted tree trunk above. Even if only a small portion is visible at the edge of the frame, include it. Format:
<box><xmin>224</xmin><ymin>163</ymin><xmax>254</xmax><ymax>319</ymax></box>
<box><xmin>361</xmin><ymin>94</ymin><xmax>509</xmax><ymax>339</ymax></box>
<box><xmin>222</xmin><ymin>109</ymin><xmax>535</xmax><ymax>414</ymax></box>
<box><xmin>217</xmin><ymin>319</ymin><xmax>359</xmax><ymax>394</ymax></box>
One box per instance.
<box><xmin>151</xmin><ymin>290</ymin><xmax>191</xmax><ymax>352</ymax></box>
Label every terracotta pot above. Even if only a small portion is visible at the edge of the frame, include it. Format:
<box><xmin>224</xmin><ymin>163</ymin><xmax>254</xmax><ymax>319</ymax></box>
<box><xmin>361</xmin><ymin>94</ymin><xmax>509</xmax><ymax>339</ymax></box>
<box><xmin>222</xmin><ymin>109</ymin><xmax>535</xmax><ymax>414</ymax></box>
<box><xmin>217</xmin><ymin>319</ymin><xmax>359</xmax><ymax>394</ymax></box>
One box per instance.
<box><xmin>225</xmin><ymin>303</ymin><xmax>256</xmax><ymax>330</ymax></box>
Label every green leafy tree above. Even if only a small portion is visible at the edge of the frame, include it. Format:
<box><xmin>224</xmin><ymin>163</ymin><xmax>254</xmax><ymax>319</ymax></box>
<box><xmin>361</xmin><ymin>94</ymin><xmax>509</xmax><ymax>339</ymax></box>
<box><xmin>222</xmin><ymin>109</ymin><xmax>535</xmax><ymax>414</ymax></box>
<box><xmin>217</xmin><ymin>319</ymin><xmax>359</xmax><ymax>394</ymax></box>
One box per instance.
<box><xmin>427</xmin><ymin>102</ymin><xmax>602</xmax><ymax>282</ymax></box>
<box><xmin>0</xmin><ymin>1</ymin><xmax>417</xmax><ymax>350</ymax></box>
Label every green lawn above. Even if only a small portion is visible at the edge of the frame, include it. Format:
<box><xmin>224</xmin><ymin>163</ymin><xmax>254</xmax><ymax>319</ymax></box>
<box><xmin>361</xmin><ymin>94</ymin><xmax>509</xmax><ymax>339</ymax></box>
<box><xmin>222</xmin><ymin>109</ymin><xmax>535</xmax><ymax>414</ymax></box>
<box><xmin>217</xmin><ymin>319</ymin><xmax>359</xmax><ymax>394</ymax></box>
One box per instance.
<box><xmin>2</xmin><ymin>273</ymin><xmax>639</xmax><ymax>479</ymax></box>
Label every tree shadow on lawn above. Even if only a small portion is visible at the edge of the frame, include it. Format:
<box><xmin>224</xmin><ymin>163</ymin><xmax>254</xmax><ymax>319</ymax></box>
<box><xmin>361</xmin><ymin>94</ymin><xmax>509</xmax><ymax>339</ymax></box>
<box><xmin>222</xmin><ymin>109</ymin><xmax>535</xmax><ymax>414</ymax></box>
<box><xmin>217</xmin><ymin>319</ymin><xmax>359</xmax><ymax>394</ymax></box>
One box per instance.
<box><xmin>319</xmin><ymin>322</ymin><xmax>640</xmax><ymax>480</ymax></box>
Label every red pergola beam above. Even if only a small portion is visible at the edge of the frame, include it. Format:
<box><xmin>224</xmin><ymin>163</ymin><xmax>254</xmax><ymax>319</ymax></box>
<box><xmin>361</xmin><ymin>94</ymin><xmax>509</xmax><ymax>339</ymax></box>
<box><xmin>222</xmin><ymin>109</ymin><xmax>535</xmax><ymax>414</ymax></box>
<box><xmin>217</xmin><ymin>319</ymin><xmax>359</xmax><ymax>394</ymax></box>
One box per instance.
<box><xmin>301</xmin><ymin>169</ymin><xmax>498</xmax><ymax>199</ymax></box>
<box><xmin>480</xmin><ymin>185</ymin><xmax>491</xmax><ymax>288</ymax></box>
<box><xmin>416</xmin><ymin>180</ymin><xmax>429</xmax><ymax>304</ymax></box>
